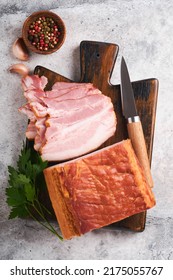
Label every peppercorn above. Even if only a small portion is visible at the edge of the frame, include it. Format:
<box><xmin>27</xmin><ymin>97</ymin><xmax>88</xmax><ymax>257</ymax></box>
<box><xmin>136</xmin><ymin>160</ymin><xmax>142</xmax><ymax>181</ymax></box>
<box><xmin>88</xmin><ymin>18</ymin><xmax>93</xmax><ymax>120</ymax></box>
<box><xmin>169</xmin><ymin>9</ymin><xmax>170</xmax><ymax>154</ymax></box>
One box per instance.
<box><xmin>27</xmin><ymin>16</ymin><xmax>61</xmax><ymax>51</ymax></box>
<box><xmin>28</xmin><ymin>35</ymin><xmax>34</xmax><ymax>41</ymax></box>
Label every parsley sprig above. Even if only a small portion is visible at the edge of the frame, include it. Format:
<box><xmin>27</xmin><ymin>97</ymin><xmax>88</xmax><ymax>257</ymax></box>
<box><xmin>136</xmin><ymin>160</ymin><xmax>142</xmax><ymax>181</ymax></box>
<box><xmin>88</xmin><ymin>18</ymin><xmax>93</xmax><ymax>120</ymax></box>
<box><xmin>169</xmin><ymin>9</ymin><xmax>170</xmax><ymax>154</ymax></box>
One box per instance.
<box><xmin>6</xmin><ymin>144</ymin><xmax>63</xmax><ymax>240</ymax></box>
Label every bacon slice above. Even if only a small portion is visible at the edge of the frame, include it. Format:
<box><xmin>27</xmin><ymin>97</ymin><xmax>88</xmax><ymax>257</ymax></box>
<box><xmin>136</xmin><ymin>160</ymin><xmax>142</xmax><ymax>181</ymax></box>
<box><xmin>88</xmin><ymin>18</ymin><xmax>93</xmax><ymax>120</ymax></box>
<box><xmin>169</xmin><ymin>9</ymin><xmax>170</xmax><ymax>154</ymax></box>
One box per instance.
<box><xmin>19</xmin><ymin>75</ymin><xmax>117</xmax><ymax>161</ymax></box>
<box><xmin>18</xmin><ymin>103</ymin><xmax>36</xmax><ymax>121</ymax></box>
<box><xmin>22</xmin><ymin>75</ymin><xmax>48</xmax><ymax>91</ymax></box>
<box><xmin>34</xmin><ymin>117</ymin><xmax>47</xmax><ymax>151</ymax></box>
<box><xmin>43</xmin><ymin>139</ymin><xmax>156</xmax><ymax>239</ymax></box>
<box><xmin>41</xmin><ymin>105</ymin><xmax>116</xmax><ymax>161</ymax></box>
<box><xmin>26</xmin><ymin>120</ymin><xmax>37</xmax><ymax>140</ymax></box>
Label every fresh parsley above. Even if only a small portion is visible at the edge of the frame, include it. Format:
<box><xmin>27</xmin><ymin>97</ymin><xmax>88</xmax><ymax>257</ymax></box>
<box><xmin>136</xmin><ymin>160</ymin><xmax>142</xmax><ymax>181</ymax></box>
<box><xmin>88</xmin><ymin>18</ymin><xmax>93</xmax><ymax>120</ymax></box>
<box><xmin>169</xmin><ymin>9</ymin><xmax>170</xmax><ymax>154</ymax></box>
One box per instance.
<box><xmin>6</xmin><ymin>143</ymin><xmax>63</xmax><ymax>240</ymax></box>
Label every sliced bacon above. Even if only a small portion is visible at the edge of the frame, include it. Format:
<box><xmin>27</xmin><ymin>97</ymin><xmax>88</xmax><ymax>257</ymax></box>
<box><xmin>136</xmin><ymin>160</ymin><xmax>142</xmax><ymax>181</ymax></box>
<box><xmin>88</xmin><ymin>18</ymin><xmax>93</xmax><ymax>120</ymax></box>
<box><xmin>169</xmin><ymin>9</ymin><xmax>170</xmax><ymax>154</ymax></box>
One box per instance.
<box><xmin>24</xmin><ymin>89</ymin><xmax>46</xmax><ymax>103</ymax></box>
<box><xmin>19</xmin><ymin>75</ymin><xmax>117</xmax><ymax>161</ymax></box>
<box><xmin>51</xmin><ymin>82</ymin><xmax>93</xmax><ymax>91</ymax></box>
<box><xmin>18</xmin><ymin>103</ymin><xmax>36</xmax><ymax>121</ymax></box>
<box><xmin>41</xmin><ymin>87</ymin><xmax>100</xmax><ymax>100</ymax></box>
<box><xmin>22</xmin><ymin>75</ymin><xmax>48</xmax><ymax>91</ymax></box>
<box><xmin>44</xmin><ymin>102</ymin><xmax>113</xmax><ymax>126</ymax></box>
<box><xmin>29</xmin><ymin>93</ymin><xmax>111</xmax><ymax>118</ymax></box>
<box><xmin>26</xmin><ymin>121</ymin><xmax>37</xmax><ymax>140</ymax></box>
<box><xmin>41</xmin><ymin>109</ymin><xmax>116</xmax><ymax>161</ymax></box>
<box><xmin>34</xmin><ymin>117</ymin><xmax>47</xmax><ymax>151</ymax></box>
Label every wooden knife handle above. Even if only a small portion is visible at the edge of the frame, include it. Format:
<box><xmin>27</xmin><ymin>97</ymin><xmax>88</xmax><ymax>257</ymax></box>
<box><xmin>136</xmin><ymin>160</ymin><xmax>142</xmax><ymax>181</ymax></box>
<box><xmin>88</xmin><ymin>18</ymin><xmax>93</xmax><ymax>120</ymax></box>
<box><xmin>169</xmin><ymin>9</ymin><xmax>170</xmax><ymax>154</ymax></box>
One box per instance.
<box><xmin>127</xmin><ymin>120</ymin><xmax>153</xmax><ymax>188</ymax></box>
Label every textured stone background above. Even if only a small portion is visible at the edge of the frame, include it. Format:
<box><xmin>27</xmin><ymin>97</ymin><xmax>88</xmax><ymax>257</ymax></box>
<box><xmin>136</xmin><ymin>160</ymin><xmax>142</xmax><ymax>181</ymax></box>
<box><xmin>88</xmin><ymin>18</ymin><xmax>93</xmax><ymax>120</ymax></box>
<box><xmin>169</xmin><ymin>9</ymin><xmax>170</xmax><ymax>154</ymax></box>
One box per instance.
<box><xmin>0</xmin><ymin>0</ymin><xmax>173</xmax><ymax>259</ymax></box>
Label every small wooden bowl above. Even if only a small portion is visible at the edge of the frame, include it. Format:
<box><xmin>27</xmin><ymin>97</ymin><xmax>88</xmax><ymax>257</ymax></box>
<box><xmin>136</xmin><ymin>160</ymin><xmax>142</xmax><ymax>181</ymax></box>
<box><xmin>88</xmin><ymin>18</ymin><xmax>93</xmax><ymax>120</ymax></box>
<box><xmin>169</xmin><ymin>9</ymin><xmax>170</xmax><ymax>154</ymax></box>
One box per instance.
<box><xmin>22</xmin><ymin>10</ymin><xmax>66</xmax><ymax>54</ymax></box>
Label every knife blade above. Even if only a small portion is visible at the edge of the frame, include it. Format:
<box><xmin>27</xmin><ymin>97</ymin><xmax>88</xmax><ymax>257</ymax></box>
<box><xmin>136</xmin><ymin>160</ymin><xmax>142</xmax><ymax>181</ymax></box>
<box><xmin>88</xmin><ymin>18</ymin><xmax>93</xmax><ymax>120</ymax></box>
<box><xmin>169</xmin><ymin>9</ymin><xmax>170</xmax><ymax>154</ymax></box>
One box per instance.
<box><xmin>120</xmin><ymin>56</ymin><xmax>153</xmax><ymax>188</ymax></box>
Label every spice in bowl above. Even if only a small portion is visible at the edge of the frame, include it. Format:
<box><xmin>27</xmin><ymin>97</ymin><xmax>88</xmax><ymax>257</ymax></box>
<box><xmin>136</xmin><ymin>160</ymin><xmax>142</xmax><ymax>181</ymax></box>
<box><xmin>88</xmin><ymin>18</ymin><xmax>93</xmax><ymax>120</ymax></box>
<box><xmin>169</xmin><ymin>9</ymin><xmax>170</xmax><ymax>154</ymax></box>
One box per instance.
<box><xmin>28</xmin><ymin>16</ymin><xmax>61</xmax><ymax>51</ymax></box>
<box><xmin>22</xmin><ymin>11</ymin><xmax>66</xmax><ymax>54</ymax></box>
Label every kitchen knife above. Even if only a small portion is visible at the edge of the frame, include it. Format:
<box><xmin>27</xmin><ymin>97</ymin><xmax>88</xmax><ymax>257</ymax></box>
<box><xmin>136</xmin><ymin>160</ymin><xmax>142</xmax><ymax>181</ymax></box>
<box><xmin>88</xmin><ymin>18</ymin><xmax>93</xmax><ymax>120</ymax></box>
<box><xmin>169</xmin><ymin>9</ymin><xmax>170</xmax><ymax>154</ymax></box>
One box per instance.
<box><xmin>120</xmin><ymin>56</ymin><xmax>153</xmax><ymax>188</ymax></box>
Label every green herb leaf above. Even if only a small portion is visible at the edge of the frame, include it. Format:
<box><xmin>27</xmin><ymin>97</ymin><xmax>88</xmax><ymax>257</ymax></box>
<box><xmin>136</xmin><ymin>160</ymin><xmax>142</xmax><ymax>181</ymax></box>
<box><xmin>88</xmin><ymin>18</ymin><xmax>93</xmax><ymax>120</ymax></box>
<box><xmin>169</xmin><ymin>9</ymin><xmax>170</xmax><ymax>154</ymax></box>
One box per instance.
<box><xmin>8</xmin><ymin>166</ymin><xmax>19</xmax><ymax>187</ymax></box>
<box><xmin>16</xmin><ymin>174</ymin><xmax>31</xmax><ymax>185</ymax></box>
<box><xmin>24</xmin><ymin>183</ymin><xmax>36</xmax><ymax>203</ymax></box>
<box><xmin>17</xmin><ymin>146</ymin><xmax>31</xmax><ymax>174</ymax></box>
<box><xmin>9</xmin><ymin>205</ymin><xmax>28</xmax><ymax>219</ymax></box>
<box><xmin>24</xmin><ymin>160</ymin><xmax>33</xmax><ymax>179</ymax></box>
<box><xmin>6</xmin><ymin>187</ymin><xmax>26</xmax><ymax>207</ymax></box>
<box><xmin>6</xmin><ymin>143</ymin><xmax>62</xmax><ymax>240</ymax></box>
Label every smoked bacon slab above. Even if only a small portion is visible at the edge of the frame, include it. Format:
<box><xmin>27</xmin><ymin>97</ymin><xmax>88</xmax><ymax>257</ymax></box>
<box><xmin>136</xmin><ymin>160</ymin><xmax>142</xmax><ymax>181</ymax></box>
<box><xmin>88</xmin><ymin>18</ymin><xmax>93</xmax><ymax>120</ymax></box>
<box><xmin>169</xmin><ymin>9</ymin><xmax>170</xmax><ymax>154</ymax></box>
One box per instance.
<box><xmin>44</xmin><ymin>139</ymin><xmax>156</xmax><ymax>239</ymax></box>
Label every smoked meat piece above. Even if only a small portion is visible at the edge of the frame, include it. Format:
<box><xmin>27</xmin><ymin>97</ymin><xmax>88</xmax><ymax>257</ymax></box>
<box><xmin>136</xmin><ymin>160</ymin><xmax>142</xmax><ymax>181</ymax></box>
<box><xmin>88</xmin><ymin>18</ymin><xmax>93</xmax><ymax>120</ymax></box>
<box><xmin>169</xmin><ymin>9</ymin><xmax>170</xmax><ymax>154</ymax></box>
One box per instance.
<box><xmin>44</xmin><ymin>139</ymin><xmax>156</xmax><ymax>239</ymax></box>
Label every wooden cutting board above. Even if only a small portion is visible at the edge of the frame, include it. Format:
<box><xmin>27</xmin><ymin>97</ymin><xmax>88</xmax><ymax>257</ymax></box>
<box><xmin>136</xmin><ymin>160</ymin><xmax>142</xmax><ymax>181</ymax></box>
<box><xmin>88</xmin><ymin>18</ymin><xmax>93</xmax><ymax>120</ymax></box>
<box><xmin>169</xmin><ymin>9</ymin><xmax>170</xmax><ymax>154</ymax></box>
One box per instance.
<box><xmin>34</xmin><ymin>40</ymin><xmax>158</xmax><ymax>231</ymax></box>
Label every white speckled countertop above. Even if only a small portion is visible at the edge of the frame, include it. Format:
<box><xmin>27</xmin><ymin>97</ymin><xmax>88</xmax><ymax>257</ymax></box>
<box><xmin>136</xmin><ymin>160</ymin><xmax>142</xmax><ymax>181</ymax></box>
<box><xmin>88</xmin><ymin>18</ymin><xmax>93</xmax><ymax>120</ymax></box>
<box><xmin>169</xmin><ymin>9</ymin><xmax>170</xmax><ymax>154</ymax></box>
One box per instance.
<box><xmin>0</xmin><ymin>0</ymin><xmax>173</xmax><ymax>260</ymax></box>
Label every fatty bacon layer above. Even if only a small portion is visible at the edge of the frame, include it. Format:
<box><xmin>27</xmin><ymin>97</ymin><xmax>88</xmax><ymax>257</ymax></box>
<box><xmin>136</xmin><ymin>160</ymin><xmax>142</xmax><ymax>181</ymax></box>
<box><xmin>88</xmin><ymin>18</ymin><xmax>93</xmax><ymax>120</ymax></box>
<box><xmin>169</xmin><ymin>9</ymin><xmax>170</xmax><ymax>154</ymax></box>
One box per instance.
<box><xmin>19</xmin><ymin>75</ymin><xmax>117</xmax><ymax>161</ymax></box>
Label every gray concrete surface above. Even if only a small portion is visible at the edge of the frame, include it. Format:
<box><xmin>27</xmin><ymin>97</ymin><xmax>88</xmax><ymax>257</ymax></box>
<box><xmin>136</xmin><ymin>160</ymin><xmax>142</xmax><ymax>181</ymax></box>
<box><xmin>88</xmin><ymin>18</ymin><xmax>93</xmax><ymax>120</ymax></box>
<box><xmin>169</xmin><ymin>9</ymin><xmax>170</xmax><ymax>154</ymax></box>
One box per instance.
<box><xmin>0</xmin><ymin>0</ymin><xmax>173</xmax><ymax>259</ymax></box>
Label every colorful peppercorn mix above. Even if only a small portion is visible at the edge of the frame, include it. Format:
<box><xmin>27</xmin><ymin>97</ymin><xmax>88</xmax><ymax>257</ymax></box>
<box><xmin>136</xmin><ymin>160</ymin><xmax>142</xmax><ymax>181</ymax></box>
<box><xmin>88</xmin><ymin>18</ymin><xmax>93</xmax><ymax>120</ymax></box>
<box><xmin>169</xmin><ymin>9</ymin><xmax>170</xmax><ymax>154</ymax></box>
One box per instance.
<box><xmin>28</xmin><ymin>16</ymin><xmax>61</xmax><ymax>51</ymax></box>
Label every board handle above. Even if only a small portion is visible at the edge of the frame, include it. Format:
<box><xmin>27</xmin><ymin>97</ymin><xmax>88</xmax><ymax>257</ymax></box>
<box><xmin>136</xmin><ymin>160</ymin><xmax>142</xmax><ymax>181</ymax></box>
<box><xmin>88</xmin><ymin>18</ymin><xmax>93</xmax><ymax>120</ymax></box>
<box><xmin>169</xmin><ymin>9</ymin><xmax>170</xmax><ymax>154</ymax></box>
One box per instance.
<box><xmin>80</xmin><ymin>41</ymin><xmax>119</xmax><ymax>87</ymax></box>
<box><xmin>127</xmin><ymin>119</ymin><xmax>153</xmax><ymax>188</ymax></box>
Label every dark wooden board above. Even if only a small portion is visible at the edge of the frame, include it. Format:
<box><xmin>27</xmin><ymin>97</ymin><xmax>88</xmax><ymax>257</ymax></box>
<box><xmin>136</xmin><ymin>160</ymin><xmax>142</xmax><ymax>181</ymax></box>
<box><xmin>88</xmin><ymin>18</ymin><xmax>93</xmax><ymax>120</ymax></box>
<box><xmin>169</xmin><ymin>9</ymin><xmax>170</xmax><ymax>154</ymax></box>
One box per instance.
<box><xmin>34</xmin><ymin>40</ymin><xmax>158</xmax><ymax>231</ymax></box>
